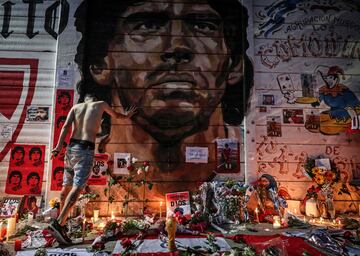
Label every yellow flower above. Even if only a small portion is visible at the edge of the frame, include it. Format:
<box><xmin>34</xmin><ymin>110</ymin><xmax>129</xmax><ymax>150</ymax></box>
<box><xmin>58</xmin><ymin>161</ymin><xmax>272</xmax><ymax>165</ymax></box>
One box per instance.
<box><xmin>314</xmin><ymin>175</ymin><xmax>325</xmax><ymax>185</ymax></box>
<box><xmin>49</xmin><ymin>197</ymin><xmax>60</xmax><ymax>208</ymax></box>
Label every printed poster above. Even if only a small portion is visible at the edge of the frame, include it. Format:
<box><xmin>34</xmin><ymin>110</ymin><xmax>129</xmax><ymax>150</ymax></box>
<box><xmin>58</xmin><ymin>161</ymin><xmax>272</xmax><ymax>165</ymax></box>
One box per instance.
<box><xmin>0</xmin><ymin>197</ymin><xmax>22</xmax><ymax>218</ymax></box>
<box><xmin>87</xmin><ymin>154</ymin><xmax>109</xmax><ymax>185</ymax></box>
<box><xmin>5</xmin><ymin>144</ymin><xmax>45</xmax><ymax>195</ymax></box>
<box><xmin>165</xmin><ymin>191</ymin><xmax>191</xmax><ymax>219</ymax></box>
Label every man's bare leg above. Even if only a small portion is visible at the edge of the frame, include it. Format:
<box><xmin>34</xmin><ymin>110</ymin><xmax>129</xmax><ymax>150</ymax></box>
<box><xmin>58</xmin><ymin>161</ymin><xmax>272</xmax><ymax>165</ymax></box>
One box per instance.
<box><xmin>60</xmin><ymin>185</ymin><xmax>72</xmax><ymax>212</ymax></box>
<box><xmin>58</xmin><ymin>186</ymin><xmax>82</xmax><ymax>226</ymax></box>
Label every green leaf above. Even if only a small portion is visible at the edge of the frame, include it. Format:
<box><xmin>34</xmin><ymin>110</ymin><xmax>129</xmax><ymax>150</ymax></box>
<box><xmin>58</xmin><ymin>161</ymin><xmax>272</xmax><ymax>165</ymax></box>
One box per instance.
<box><xmin>148</xmin><ymin>183</ymin><xmax>153</xmax><ymax>190</ymax></box>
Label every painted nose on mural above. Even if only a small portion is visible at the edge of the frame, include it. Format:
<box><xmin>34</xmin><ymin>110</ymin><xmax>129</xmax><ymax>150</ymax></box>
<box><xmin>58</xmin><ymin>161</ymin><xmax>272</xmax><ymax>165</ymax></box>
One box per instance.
<box><xmin>160</xmin><ymin>48</ymin><xmax>194</xmax><ymax>64</ymax></box>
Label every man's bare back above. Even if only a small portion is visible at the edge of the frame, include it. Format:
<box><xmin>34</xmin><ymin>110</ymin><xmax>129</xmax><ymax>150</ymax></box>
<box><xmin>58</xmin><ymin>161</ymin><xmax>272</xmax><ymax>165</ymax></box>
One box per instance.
<box><xmin>52</xmin><ymin>95</ymin><xmax>136</xmax><ymax>156</ymax></box>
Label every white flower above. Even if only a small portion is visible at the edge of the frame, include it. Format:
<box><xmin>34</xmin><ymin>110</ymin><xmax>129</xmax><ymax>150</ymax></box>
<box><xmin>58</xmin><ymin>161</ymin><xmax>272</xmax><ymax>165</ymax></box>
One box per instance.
<box><xmin>144</xmin><ymin>166</ymin><xmax>150</xmax><ymax>172</ymax></box>
<box><xmin>137</xmin><ymin>168</ymin><xmax>143</xmax><ymax>175</ymax></box>
<box><xmin>131</xmin><ymin>157</ymin><xmax>138</xmax><ymax>164</ymax></box>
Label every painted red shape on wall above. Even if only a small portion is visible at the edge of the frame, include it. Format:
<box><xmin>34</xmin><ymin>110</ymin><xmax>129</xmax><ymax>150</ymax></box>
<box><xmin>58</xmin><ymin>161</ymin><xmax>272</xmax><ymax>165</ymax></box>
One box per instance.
<box><xmin>0</xmin><ymin>58</ymin><xmax>38</xmax><ymax>163</ymax></box>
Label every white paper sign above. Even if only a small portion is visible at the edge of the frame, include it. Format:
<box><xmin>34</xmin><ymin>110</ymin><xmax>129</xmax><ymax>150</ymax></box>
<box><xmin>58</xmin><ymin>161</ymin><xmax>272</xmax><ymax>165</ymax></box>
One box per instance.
<box><xmin>185</xmin><ymin>147</ymin><xmax>208</xmax><ymax>163</ymax></box>
<box><xmin>113</xmin><ymin>152</ymin><xmax>131</xmax><ymax>174</ymax></box>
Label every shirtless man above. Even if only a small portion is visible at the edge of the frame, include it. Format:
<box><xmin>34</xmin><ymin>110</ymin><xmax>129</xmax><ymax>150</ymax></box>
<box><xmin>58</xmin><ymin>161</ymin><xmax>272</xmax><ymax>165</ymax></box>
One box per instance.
<box><xmin>49</xmin><ymin>93</ymin><xmax>136</xmax><ymax>244</ymax></box>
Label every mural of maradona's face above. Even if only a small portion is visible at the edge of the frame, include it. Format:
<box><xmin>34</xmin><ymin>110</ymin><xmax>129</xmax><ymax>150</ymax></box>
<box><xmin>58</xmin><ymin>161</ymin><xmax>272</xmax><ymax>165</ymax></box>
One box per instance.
<box><xmin>105</xmin><ymin>0</ymin><xmax>234</xmax><ymax>143</ymax></box>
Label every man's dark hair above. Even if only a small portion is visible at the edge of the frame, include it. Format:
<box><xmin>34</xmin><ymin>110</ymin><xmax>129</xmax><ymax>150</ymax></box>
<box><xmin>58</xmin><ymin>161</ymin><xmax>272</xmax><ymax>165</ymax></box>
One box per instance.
<box><xmin>29</xmin><ymin>147</ymin><xmax>42</xmax><ymax>160</ymax></box>
<box><xmin>58</xmin><ymin>91</ymin><xmax>71</xmax><ymax>104</ymax></box>
<box><xmin>53</xmin><ymin>167</ymin><xmax>64</xmax><ymax>179</ymax></box>
<box><xmin>56</xmin><ymin>116</ymin><xmax>67</xmax><ymax>128</ymax></box>
<box><xmin>74</xmin><ymin>0</ymin><xmax>253</xmax><ymax>135</ymax></box>
<box><xmin>11</xmin><ymin>146</ymin><xmax>25</xmax><ymax>159</ymax></box>
<box><xmin>26</xmin><ymin>172</ymin><xmax>40</xmax><ymax>185</ymax></box>
<box><xmin>9</xmin><ymin>170</ymin><xmax>22</xmax><ymax>182</ymax></box>
<box><xmin>27</xmin><ymin>196</ymin><xmax>37</xmax><ymax>207</ymax></box>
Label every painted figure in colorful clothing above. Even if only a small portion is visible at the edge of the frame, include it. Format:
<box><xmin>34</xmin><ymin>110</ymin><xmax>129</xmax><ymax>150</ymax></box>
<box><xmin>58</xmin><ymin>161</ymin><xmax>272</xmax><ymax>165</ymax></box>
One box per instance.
<box><xmin>312</xmin><ymin>66</ymin><xmax>360</xmax><ymax>135</ymax></box>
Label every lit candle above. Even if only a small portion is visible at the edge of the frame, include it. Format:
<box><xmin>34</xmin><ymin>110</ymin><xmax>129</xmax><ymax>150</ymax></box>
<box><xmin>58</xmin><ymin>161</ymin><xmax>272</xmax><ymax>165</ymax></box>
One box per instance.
<box><xmin>273</xmin><ymin>216</ymin><xmax>281</xmax><ymax>229</ymax></box>
<box><xmin>111</xmin><ymin>211</ymin><xmax>115</xmax><ymax>220</ymax></box>
<box><xmin>160</xmin><ymin>201</ymin><xmax>163</xmax><ymax>219</ymax></box>
<box><xmin>320</xmin><ymin>217</ymin><xmax>324</xmax><ymax>224</ymax></box>
<box><xmin>82</xmin><ymin>218</ymin><xmax>86</xmax><ymax>242</ymax></box>
<box><xmin>93</xmin><ymin>210</ymin><xmax>99</xmax><ymax>222</ymax></box>
<box><xmin>6</xmin><ymin>217</ymin><xmax>16</xmax><ymax>241</ymax></box>
<box><xmin>255</xmin><ymin>208</ymin><xmax>259</xmax><ymax>223</ymax></box>
<box><xmin>294</xmin><ymin>208</ymin><xmax>297</xmax><ymax>215</ymax></box>
<box><xmin>0</xmin><ymin>222</ymin><xmax>3</xmax><ymax>240</ymax></box>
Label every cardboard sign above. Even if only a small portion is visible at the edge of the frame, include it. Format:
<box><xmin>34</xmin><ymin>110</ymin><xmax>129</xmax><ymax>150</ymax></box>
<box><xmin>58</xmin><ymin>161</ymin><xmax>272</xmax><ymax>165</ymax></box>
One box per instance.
<box><xmin>165</xmin><ymin>191</ymin><xmax>191</xmax><ymax>218</ymax></box>
<box><xmin>87</xmin><ymin>154</ymin><xmax>109</xmax><ymax>185</ymax></box>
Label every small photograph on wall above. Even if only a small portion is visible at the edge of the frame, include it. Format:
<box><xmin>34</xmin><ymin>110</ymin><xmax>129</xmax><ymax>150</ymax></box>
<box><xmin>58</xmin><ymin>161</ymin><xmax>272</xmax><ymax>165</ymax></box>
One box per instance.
<box><xmin>304</xmin><ymin>111</ymin><xmax>320</xmax><ymax>132</ymax></box>
<box><xmin>215</xmin><ymin>139</ymin><xmax>240</xmax><ymax>173</ymax></box>
<box><xmin>267</xmin><ymin>116</ymin><xmax>282</xmax><ymax>137</ymax></box>
<box><xmin>283</xmin><ymin>109</ymin><xmax>304</xmax><ymax>124</ymax></box>
<box><xmin>261</xmin><ymin>94</ymin><xmax>275</xmax><ymax>105</ymax></box>
<box><xmin>26</xmin><ymin>106</ymin><xmax>49</xmax><ymax>122</ymax></box>
<box><xmin>114</xmin><ymin>153</ymin><xmax>131</xmax><ymax>175</ymax></box>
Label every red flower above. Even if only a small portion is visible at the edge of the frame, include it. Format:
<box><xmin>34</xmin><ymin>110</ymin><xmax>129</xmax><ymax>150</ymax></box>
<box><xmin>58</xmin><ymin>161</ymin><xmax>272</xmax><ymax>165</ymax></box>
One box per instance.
<box><xmin>344</xmin><ymin>231</ymin><xmax>353</xmax><ymax>239</ymax></box>
<box><xmin>143</xmin><ymin>161</ymin><xmax>150</xmax><ymax>167</ymax></box>
<box><xmin>92</xmin><ymin>242</ymin><xmax>105</xmax><ymax>251</ymax></box>
<box><xmin>121</xmin><ymin>238</ymin><xmax>132</xmax><ymax>248</ymax></box>
<box><xmin>108</xmin><ymin>160</ymin><xmax>114</xmax><ymax>167</ymax></box>
<box><xmin>127</xmin><ymin>165</ymin><xmax>134</xmax><ymax>171</ymax></box>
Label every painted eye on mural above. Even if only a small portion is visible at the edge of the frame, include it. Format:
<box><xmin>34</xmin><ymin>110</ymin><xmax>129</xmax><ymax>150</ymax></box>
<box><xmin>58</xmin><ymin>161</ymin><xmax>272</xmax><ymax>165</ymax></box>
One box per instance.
<box><xmin>187</xmin><ymin>20</ymin><xmax>220</xmax><ymax>35</ymax></box>
<box><xmin>132</xmin><ymin>19</ymin><xmax>167</xmax><ymax>33</ymax></box>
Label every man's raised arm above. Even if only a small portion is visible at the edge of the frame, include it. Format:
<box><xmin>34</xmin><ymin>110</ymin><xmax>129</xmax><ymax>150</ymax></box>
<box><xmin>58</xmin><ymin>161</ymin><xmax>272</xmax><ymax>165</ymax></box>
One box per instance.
<box><xmin>102</xmin><ymin>102</ymin><xmax>137</xmax><ymax>119</ymax></box>
<box><xmin>51</xmin><ymin>108</ymin><xmax>75</xmax><ymax>158</ymax></box>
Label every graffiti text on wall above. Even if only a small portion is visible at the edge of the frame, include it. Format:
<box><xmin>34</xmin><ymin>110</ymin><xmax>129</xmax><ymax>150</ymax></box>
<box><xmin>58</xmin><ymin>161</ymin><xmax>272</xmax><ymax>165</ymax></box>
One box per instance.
<box><xmin>0</xmin><ymin>0</ymin><xmax>69</xmax><ymax>39</ymax></box>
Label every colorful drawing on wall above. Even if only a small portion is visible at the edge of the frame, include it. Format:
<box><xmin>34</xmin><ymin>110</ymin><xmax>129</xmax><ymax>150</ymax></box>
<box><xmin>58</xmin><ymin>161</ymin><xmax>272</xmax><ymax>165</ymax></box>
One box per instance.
<box><xmin>304</xmin><ymin>110</ymin><xmax>320</xmax><ymax>132</ymax></box>
<box><xmin>26</xmin><ymin>106</ymin><xmax>49</xmax><ymax>122</ymax></box>
<box><xmin>5</xmin><ymin>144</ymin><xmax>45</xmax><ymax>195</ymax></box>
<box><xmin>215</xmin><ymin>139</ymin><xmax>240</xmax><ymax>173</ymax></box>
<box><xmin>0</xmin><ymin>197</ymin><xmax>22</xmax><ymax>218</ymax></box>
<box><xmin>267</xmin><ymin>116</ymin><xmax>282</xmax><ymax>137</ymax></box>
<box><xmin>283</xmin><ymin>109</ymin><xmax>304</xmax><ymax>124</ymax></box>
<box><xmin>0</xmin><ymin>58</ymin><xmax>39</xmax><ymax>163</ymax></box>
<box><xmin>72</xmin><ymin>0</ymin><xmax>253</xmax><ymax>198</ymax></box>
<box><xmin>307</xmin><ymin>65</ymin><xmax>360</xmax><ymax>135</ymax></box>
<box><xmin>277</xmin><ymin>74</ymin><xmax>296</xmax><ymax>104</ymax></box>
<box><xmin>88</xmin><ymin>154</ymin><xmax>109</xmax><ymax>186</ymax></box>
<box><xmin>262</xmin><ymin>94</ymin><xmax>275</xmax><ymax>105</ymax></box>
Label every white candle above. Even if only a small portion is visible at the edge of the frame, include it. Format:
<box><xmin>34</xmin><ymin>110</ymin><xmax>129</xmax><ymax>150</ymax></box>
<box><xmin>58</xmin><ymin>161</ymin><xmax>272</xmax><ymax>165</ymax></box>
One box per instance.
<box><xmin>111</xmin><ymin>211</ymin><xmax>115</xmax><ymax>220</ymax></box>
<box><xmin>320</xmin><ymin>217</ymin><xmax>324</xmax><ymax>224</ymax></box>
<box><xmin>273</xmin><ymin>216</ymin><xmax>281</xmax><ymax>229</ymax></box>
<box><xmin>93</xmin><ymin>210</ymin><xmax>99</xmax><ymax>222</ymax></box>
<box><xmin>294</xmin><ymin>208</ymin><xmax>297</xmax><ymax>215</ymax></box>
<box><xmin>82</xmin><ymin>218</ymin><xmax>86</xmax><ymax>242</ymax></box>
<box><xmin>0</xmin><ymin>222</ymin><xmax>3</xmax><ymax>240</ymax></box>
<box><xmin>160</xmin><ymin>201</ymin><xmax>163</xmax><ymax>218</ymax></box>
<box><xmin>6</xmin><ymin>217</ymin><xmax>16</xmax><ymax>241</ymax></box>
